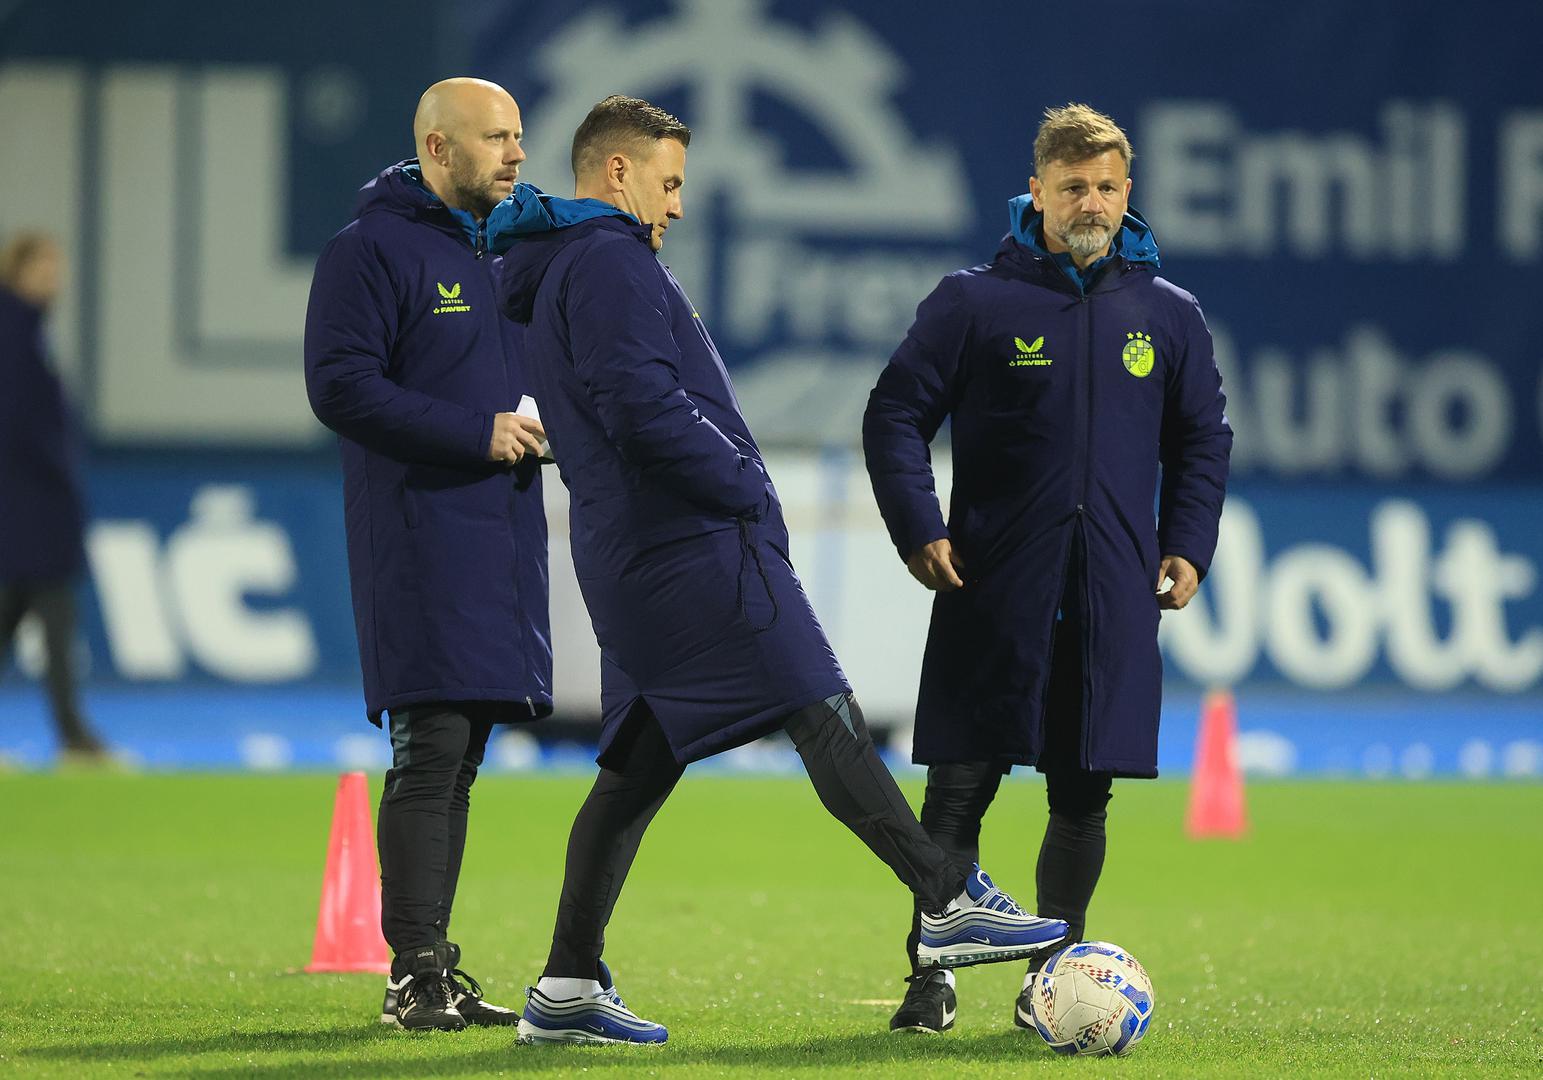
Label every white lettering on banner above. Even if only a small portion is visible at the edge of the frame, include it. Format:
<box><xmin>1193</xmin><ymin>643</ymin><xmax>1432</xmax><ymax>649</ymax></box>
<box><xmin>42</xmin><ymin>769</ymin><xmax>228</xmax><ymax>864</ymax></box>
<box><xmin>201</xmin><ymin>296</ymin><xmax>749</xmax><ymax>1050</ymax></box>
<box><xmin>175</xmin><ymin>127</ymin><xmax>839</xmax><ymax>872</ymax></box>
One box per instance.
<box><xmin>87</xmin><ymin>486</ymin><xmax>319</xmax><ymax>682</ymax></box>
<box><xmin>1161</xmin><ymin>499</ymin><xmax>1543</xmax><ymax>691</ymax></box>
<box><xmin>1213</xmin><ymin>322</ymin><xmax>1513</xmax><ymax>479</ymax></box>
<box><xmin>1266</xmin><ymin>545</ymin><xmax>1382</xmax><ymax>688</ymax></box>
<box><xmin>1142</xmin><ymin>101</ymin><xmax>1467</xmax><ymax>260</ymax></box>
<box><xmin>518</xmin><ymin>0</ymin><xmax>973</xmax><ymax>441</ymax></box>
<box><xmin>89</xmin><ymin>522</ymin><xmax>186</xmax><ymax>679</ymax></box>
<box><xmin>726</xmin><ymin>239</ymin><xmax>966</xmax><ymax>347</ymax></box>
<box><xmin>1500</xmin><ymin>111</ymin><xmax>1543</xmax><ymax>260</ymax></box>
<box><xmin>164</xmin><ymin>487</ymin><xmax>318</xmax><ymax>681</ymax></box>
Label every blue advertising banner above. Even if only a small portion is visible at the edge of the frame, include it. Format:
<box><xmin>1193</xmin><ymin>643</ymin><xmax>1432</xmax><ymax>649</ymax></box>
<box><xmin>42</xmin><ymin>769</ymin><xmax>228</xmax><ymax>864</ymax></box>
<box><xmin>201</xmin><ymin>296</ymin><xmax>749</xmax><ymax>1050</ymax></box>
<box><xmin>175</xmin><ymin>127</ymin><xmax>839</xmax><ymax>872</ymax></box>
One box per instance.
<box><xmin>465</xmin><ymin>0</ymin><xmax>1543</xmax><ymax>484</ymax></box>
<box><xmin>0</xmin><ymin>459</ymin><xmax>1536</xmax><ymax>699</ymax></box>
<box><xmin>1</xmin><ymin>2</ymin><xmax>1539</xmax><ymax>769</ymax></box>
<box><xmin>2</xmin><ymin>0</ymin><xmax>1538</xmax><ymax>484</ymax></box>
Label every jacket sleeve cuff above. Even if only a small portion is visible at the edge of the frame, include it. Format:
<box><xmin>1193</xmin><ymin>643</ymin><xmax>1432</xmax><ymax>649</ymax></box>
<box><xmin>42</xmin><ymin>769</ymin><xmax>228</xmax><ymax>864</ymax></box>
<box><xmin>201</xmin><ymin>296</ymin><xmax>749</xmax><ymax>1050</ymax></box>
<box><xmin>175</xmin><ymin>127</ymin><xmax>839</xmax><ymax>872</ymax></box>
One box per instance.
<box><xmin>898</xmin><ymin>520</ymin><xmax>950</xmax><ymax>562</ymax></box>
<box><xmin>473</xmin><ymin>412</ymin><xmax>495</xmax><ymax>463</ymax></box>
<box><xmin>1160</xmin><ymin>544</ymin><xmax>1211</xmax><ymax>583</ymax></box>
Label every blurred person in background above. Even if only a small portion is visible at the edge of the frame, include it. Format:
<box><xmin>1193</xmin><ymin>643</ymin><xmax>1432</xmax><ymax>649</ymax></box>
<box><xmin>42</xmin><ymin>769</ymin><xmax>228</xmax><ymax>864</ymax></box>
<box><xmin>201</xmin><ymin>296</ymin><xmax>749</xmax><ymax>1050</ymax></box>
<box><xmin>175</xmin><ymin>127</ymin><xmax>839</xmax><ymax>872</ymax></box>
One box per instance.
<box><xmin>497</xmin><ymin>94</ymin><xmax>1067</xmax><ymax>1047</ymax></box>
<box><xmin>864</xmin><ymin>103</ymin><xmax>1232</xmax><ymax>1035</ymax></box>
<box><xmin>304</xmin><ymin>77</ymin><xmax>551</xmax><ymax>1032</ymax></box>
<box><xmin>0</xmin><ymin>231</ymin><xmax>111</xmax><ymax>764</ymax></box>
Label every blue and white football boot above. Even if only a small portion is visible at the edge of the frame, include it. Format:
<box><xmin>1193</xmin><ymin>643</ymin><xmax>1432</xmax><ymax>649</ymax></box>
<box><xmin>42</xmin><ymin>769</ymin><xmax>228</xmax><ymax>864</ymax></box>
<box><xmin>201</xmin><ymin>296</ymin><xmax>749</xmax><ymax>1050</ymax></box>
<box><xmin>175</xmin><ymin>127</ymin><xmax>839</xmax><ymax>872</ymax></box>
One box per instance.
<box><xmin>516</xmin><ymin>961</ymin><xmax>667</xmax><ymax>1045</ymax></box>
<box><xmin>917</xmin><ymin>865</ymin><xmax>1069</xmax><ymax>969</ymax></box>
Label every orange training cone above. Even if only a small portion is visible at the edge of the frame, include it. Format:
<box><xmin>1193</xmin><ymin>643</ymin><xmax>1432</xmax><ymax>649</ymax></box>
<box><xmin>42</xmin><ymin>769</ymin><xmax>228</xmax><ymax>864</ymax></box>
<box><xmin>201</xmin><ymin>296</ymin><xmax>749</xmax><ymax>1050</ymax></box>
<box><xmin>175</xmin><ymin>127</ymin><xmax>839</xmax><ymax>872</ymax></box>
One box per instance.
<box><xmin>306</xmin><ymin>771</ymin><xmax>391</xmax><ymax>973</ymax></box>
<box><xmin>1185</xmin><ymin>689</ymin><xmax>1248</xmax><ymax>839</ymax></box>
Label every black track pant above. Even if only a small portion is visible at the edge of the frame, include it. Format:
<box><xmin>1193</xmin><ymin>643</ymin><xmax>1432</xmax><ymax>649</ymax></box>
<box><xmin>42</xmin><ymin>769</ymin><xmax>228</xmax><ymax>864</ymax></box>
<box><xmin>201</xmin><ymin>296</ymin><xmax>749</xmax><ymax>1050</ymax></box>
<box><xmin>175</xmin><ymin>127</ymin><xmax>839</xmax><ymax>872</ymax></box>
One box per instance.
<box><xmin>901</xmin><ymin>762</ymin><xmax>1111</xmax><ymax>976</ymax></box>
<box><xmin>0</xmin><ymin>579</ymin><xmax>98</xmax><ymax>750</ymax></box>
<box><xmin>902</xmin><ymin>575</ymin><xmax>1115</xmax><ymax>976</ymax></box>
<box><xmin>543</xmin><ymin>693</ymin><xmax>971</xmax><ymax>979</ymax></box>
<box><xmin>377</xmin><ymin>704</ymin><xmax>495</xmax><ymax>960</ymax></box>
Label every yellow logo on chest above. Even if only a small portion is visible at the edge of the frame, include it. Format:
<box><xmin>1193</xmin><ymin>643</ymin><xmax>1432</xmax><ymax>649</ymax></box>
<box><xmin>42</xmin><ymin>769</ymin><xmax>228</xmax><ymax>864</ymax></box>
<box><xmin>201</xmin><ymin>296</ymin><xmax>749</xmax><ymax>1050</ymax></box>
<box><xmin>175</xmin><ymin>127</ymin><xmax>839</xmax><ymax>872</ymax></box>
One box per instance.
<box><xmin>433</xmin><ymin>281</ymin><xmax>472</xmax><ymax>316</ymax></box>
<box><xmin>1010</xmin><ymin>335</ymin><xmax>1051</xmax><ymax>367</ymax></box>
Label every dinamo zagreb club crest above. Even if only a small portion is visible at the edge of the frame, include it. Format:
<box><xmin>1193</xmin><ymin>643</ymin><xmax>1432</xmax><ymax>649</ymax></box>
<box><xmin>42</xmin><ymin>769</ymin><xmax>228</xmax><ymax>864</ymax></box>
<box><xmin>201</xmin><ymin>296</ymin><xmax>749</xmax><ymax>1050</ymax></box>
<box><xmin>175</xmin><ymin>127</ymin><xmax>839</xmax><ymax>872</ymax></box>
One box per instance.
<box><xmin>1122</xmin><ymin>331</ymin><xmax>1154</xmax><ymax>377</ymax></box>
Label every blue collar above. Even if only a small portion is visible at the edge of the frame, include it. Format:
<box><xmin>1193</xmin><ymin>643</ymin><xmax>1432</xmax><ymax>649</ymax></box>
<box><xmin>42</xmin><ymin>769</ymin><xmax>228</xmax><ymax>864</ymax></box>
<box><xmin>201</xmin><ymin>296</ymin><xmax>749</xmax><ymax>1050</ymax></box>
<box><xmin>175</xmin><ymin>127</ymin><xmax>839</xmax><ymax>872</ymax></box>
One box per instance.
<box><xmin>399</xmin><ymin>164</ymin><xmax>502</xmax><ymax>253</ymax></box>
<box><xmin>1006</xmin><ymin>194</ymin><xmax>1161</xmax><ymax>295</ymax></box>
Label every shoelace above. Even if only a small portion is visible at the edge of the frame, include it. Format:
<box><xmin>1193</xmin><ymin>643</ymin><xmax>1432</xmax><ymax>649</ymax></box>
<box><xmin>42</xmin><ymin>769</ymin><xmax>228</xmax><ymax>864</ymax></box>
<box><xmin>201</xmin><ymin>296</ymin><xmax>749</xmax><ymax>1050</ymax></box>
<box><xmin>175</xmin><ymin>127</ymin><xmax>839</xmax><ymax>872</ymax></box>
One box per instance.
<box><xmin>903</xmin><ymin>971</ymin><xmax>948</xmax><ymax>988</ymax></box>
<box><xmin>971</xmin><ymin>884</ymin><xmax>1029</xmax><ymax>917</ymax></box>
<box><xmin>449</xmin><ymin>967</ymin><xmax>483</xmax><ymax>1001</ymax></box>
<box><xmin>523</xmin><ymin>981</ymin><xmax>630</xmax><ymax>1010</ymax></box>
<box><xmin>405</xmin><ymin>972</ymin><xmax>453</xmax><ymax>1010</ymax></box>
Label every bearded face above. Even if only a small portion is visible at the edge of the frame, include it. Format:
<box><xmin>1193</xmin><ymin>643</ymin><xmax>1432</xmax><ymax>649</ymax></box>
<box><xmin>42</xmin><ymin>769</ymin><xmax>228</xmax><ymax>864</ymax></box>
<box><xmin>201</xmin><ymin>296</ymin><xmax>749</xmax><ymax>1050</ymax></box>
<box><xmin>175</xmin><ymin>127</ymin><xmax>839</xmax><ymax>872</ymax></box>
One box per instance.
<box><xmin>1030</xmin><ymin>150</ymin><xmax>1132</xmax><ymax>266</ymax></box>
<box><xmin>446</xmin><ymin>137</ymin><xmax>521</xmax><ymax>220</ymax></box>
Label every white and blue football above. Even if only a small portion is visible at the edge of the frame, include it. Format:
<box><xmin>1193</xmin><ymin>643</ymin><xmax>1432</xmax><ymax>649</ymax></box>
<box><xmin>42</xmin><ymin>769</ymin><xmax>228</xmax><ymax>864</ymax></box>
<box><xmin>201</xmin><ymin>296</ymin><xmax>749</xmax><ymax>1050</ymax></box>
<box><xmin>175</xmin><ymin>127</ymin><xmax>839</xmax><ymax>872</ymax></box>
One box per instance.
<box><xmin>1025</xmin><ymin>941</ymin><xmax>1155</xmax><ymax>1056</ymax></box>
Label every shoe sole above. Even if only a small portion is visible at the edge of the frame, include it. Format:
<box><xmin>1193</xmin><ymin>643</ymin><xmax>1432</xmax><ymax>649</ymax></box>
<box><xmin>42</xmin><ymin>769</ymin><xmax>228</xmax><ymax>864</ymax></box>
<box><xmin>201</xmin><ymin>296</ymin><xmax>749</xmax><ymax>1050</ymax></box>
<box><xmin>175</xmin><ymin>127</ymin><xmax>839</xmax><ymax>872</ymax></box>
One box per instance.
<box><xmin>384</xmin><ymin>1012</ymin><xmax>467</xmax><ymax>1032</ymax></box>
<box><xmin>916</xmin><ymin>936</ymin><xmax>1063</xmax><ymax>969</ymax></box>
<box><xmin>516</xmin><ymin>1027</ymin><xmax>664</xmax><ymax>1045</ymax></box>
<box><xmin>890</xmin><ymin>1021</ymin><xmax>955</xmax><ymax>1035</ymax></box>
<box><xmin>387</xmin><ymin>1019</ymin><xmax>467</xmax><ymax>1032</ymax></box>
<box><xmin>460</xmin><ymin>1014</ymin><xmax>521</xmax><ymax>1027</ymax></box>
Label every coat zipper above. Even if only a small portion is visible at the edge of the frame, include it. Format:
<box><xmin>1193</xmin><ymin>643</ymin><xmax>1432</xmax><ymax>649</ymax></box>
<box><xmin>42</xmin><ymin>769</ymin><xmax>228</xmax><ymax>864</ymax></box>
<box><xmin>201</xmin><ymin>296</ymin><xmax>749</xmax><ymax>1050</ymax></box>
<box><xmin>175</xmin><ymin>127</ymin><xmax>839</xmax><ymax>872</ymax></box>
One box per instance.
<box><xmin>1036</xmin><ymin>290</ymin><xmax>1095</xmax><ymax>765</ymax></box>
<box><xmin>1075</xmin><ymin>292</ymin><xmax>1095</xmax><ymax>768</ymax></box>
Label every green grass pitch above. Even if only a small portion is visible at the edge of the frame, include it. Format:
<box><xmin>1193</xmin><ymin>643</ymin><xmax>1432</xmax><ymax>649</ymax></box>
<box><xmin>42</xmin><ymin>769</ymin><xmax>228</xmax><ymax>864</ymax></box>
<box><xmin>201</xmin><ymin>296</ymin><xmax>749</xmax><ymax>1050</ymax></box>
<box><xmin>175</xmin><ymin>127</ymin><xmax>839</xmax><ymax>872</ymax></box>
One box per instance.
<box><xmin>0</xmin><ymin>772</ymin><xmax>1539</xmax><ymax>1077</ymax></box>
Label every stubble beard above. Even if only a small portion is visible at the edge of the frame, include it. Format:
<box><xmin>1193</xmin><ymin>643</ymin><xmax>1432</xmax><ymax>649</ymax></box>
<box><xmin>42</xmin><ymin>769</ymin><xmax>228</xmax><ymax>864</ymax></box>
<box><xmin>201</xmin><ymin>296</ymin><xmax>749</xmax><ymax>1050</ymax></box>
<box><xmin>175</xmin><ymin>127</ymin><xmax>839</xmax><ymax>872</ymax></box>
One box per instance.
<box><xmin>1058</xmin><ymin>219</ymin><xmax>1115</xmax><ymax>261</ymax></box>
<box><xmin>448</xmin><ymin>154</ymin><xmax>504</xmax><ymax>220</ymax></box>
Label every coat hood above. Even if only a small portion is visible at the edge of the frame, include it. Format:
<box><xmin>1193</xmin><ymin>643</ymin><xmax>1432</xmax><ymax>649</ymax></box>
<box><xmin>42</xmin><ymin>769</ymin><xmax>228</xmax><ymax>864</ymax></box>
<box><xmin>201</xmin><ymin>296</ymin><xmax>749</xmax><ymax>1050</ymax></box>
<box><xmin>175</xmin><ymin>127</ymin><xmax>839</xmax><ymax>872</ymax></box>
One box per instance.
<box><xmin>353</xmin><ymin>161</ymin><xmax>628</xmax><ymax>257</ymax></box>
<box><xmin>496</xmin><ymin>192</ymin><xmax>650</xmax><ymax>324</ymax></box>
<box><xmin>998</xmin><ymin>194</ymin><xmax>1160</xmax><ymax>293</ymax></box>
<box><xmin>353</xmin><ymin>160</ymin><xmax>463</xmax><ymax>239</ymax></box>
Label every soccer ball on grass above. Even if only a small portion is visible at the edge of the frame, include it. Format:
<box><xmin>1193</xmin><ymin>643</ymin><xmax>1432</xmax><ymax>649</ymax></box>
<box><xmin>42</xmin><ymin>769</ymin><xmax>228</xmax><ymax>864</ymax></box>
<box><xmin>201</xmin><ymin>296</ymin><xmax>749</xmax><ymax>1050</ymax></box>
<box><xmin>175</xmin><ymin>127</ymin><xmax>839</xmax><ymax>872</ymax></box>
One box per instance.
<box><xmin>1024</xmin><ymin>941</ymin><xmax>1154</xmax><ymax>1056</ymax></box>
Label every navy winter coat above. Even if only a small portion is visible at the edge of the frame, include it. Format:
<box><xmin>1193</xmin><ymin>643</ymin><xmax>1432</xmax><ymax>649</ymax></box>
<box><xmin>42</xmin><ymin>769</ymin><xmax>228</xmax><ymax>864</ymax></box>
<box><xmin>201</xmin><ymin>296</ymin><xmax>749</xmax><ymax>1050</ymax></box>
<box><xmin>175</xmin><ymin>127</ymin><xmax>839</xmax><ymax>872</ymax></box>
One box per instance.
<box><xmin>304</xmin><ymin>162</ymin><xmax>552</xmax><ymax>725</ymax></box>
<box><xmin>0</xmin><ymin>286</ymin><xmax>87</xmax><ymax>584</ymax></box>
<box><xmin>497</xmin><ymin>197</ymin><xmax>848</xmax><ymax>764</ymax></box>
<box><xmin>863</xmin><ymin>200</ymin><xmax>1231</xmax><ymax>777</ymax></box>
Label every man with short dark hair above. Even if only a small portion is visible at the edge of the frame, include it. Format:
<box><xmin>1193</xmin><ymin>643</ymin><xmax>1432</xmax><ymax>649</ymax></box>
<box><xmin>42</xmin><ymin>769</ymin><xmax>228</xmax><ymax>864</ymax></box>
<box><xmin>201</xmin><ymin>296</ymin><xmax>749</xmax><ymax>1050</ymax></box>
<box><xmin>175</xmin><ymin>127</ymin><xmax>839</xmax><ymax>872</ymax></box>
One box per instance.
<box><xmin>304</xmin><ymin>77</ymin><xmax>551</xmax><ymax>1032</ymax></box>
<box><xmin>865</xmin><ymin>102</ymin><xmax>1231</xmax><ymax>1035</ymax></box>
<box><xmin>496</xmin><ymin>94</ymin><xmax>1069</xmax><ymax>1045</ymax></box>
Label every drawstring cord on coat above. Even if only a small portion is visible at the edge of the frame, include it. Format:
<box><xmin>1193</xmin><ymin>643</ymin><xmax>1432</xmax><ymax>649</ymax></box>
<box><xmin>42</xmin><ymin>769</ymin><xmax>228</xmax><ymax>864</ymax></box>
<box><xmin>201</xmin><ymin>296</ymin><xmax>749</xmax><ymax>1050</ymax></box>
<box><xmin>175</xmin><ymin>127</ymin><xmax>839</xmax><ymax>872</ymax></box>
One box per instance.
<box><xmin>736</xmin><ymin>518</ymin><xmax>780</xmax><ymax>633</ymax></box>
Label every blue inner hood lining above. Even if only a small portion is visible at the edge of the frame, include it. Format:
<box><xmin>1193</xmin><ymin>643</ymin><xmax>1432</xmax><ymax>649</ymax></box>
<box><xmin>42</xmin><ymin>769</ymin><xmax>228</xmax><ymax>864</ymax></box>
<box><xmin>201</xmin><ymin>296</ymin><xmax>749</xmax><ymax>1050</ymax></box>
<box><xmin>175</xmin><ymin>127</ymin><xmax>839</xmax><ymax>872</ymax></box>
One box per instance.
<box><xmin>1006</xmin><ymin>193</ymin><xmax>1160</xmax><ymax>293</ymax></box>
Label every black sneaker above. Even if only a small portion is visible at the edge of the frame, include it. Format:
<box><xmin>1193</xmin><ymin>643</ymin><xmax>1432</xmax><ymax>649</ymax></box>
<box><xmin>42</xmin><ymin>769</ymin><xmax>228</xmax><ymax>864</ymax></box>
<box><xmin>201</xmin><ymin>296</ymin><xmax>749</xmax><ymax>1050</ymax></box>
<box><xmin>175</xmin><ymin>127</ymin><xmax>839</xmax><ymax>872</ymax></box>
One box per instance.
<box><xmin>447</xmin><ymin>967</ymin><xmax>520</xmax><ymax>1027</ymax></box>
<box><xmin>889</xmin><ymin>971</ymin><xmax>956</xmax><ymax>1034</ymax></box>
<box><xmin>437</xmin><ymin>941</ymin><xmax>520</xmax><ymax>1027</ymax></box>
<box><xmin>1014</xmin><ymin>946</ymin><xmax>1062</xmax><ymax>1031</ymax></box>
<box><xmin>384</xmin><ymin>946</ymin><xmax>466</xmax><ymax>1032</ymax></box>
<box><xmin>1013</xmin><ymin>980</ymin><xmax>1037</xmax><ymax>1030</ymax></box>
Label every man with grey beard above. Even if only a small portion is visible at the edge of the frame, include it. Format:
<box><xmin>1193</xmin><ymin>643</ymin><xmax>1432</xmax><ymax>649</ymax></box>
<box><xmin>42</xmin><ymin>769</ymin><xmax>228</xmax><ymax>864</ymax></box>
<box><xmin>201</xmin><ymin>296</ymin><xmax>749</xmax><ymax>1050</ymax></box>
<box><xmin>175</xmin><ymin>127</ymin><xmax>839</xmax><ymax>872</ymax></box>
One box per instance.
<box><xmin>864</xmin><ymin>102</ymin><xmax>1232</xmax><ymax>1037</ymax></box>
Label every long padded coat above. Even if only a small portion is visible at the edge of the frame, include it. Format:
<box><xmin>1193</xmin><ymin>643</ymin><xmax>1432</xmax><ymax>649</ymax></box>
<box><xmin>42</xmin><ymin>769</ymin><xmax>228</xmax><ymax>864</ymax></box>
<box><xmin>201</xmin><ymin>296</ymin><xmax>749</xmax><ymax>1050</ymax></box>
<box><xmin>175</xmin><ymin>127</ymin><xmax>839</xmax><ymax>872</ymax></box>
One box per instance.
<box><xmin>304</xmin><ymin>162</ymin><xmax>552</xmax><ymax>725</ymax></box>
<box><xmin>0</xmin><ymin>286</ymin><xmax>87</xmax><ymax>585</ymax></box>
<box><xmin>498</xmin><ymin>202</ymin><xmax>849</xmax><ymax>765</ymax></box>
<box><xmin>863</xmin><ymin>200</ymin><xmax>1231</xmax><ymax>777</ymax></box>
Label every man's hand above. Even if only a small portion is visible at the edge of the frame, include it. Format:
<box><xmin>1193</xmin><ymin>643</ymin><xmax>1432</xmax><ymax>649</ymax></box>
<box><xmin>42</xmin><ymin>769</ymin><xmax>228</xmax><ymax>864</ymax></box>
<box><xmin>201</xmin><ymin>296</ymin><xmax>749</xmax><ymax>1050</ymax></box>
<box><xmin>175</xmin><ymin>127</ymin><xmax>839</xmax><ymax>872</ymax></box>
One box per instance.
<box><xmin>487</xmin><ymin>412</ymin><xmax>546</xmax><ymax>464</ymax></box>
<box><xmin>907</xmin><ymin>538</ymin><xmax>965</xmax><ymax>592</ymax></box>
<box><xmin>1157</xmin><ymin>554</ymin><xmax>1198</xmax><ymax>610</ymax></box>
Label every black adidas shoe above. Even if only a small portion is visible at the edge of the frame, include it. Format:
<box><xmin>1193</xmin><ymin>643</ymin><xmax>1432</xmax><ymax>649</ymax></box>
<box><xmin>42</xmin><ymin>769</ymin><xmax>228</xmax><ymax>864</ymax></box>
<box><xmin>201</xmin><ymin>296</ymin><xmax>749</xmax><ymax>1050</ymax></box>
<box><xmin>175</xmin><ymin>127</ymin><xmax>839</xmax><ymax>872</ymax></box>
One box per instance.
<box><xmin>447</xmin><ymin>967</ymin><xmax>520</xmax><ymax>1027</ymax></box>
<box><xmin>436</xmin><ymin>941</ymin><xmax>520</xmax><ymax>1027</ymax></box>
<box><xmin>383</xmin><ymin>946</ymin><xmax>466</xmax><ymax>1032</ymax></box>
<box><xmin>889</xmin><ymin>971</ymin><xmax>956</xmax><ymax>1034</ymax></box>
